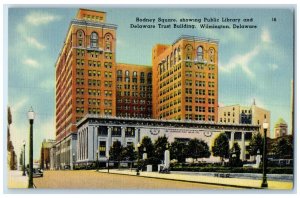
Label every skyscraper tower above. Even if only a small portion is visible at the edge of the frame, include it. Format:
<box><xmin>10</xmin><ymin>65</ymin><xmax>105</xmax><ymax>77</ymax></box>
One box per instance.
<box><xmin>55</xmin><ymin>9</ymin><xmax>117</xmax><ymax>166</ymax></box>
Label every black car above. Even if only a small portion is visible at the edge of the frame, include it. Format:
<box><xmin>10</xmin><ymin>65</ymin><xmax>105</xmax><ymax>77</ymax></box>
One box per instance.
<box><xmin>32</xmin><ymin>168</ymin><xmax>43</xmax><ymax>177</ymax></box>
<box><xmin>64</xmin><ymin>165</ymin><xmax>71</xmax><ymax>170</ymax></box>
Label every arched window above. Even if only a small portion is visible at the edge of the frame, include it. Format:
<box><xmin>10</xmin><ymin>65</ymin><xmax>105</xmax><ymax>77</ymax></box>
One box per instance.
<box><xmin>177</xmin><ymin>47</ymin><xmax>181</xmax><ymax>60</ymax></box>
<box><xmin>209</xmin><ymin>48</ymin><xmax>215</xmax><ymax>62</ymax></box>
<box><xmin>133</xmin><ymin>71</ymin><xmax>137</xmax><ymax>77</ymax></box>
<box><xmin>77</xmin><ymin>30</ymin><xmax>84</xmax><ymax>47</ymax></box>
<box><xmin>104</xmin><ymin>33</ymin><xmax>112</xmax><ymax>51</ymax></box>
<box><xmin>197</xmin><ymin>46</ymin><xmax>203</xmax><ymax>60</ymax></box>
<box><xmin>125</xmin><ymin>70</ymin><xmax>130</xmax><ymax>82</ymax></box>
<box><xmin>185</xmin><ymin>44</ymin><xmax>193</xmax><ymax>61</ymax></box>
<box><xmin>90</xmin><ymin>32</ymin><xmax>98</xmax><ymax>48</ymax></box>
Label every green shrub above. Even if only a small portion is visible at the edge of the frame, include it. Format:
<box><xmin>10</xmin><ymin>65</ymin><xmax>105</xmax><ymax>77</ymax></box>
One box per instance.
<box><xmin>170</xmin><ymin>166</ymin><xmax>293</xmax><ymax>174</ymax></box>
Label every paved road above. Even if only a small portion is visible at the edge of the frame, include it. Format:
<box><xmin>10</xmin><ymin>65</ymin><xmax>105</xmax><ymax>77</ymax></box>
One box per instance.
<box><xmin>34</xmin><ymin>170</ymin><xmax>237</xmax><ymax>189</ymax></box>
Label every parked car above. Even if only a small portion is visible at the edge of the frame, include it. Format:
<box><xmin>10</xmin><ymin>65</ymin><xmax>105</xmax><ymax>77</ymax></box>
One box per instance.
<box><xmin>32</xmin><ymin>168</ymin><xmax>43</xmax><ymax>177</ymax></box>
<box><xmin>64</xmin><ymin>165</ymin><xmax>71</xmax><ymax>170</ymax></box>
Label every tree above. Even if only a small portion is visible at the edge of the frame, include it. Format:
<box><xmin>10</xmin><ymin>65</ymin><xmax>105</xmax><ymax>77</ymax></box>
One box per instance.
<box><xmin>212</xmin><ymin>133</ymin><xmax>230</xmax><ymax>163</ymax></box>
<box><xmin>19</xmin><ymin>151</ymin><xmax>23</xmax><ymax>167</ymax></box>
<box><xmin>229</xmin><ymin>142</ymin><xmax>242</xmax><ymax>167</ymax></box>
<box><xmin>170</xmin><ymin>140</ymin><xmax>188</xmax><ymax>163</ymax></box>
<box><xmin>139</xmin><ymin>136</ymin><xmax>154</xmax><ymax>158</ymax></box>
<box><xmin>109</xmin><ymin>140</ymin><xmax>123</xmax><ymax>167</ymax></box>
<box><xmin>121</xmin><ymin>144</ymin><xmax>136</xmax><ymax>161</ymax></box>
<box><xmin>248</xmin><ymin>132</ymin><xmax>263</xmax><ymax>156</ymax></box>
<box><xmin>7</xmin><ymin>107</ymin><xmax>12</xmax><ymax>151</ymax></box>
<box><xmin>272</xmin><ymin>137</ymin><xmax>293</xmax><ymax>159</ymax></box>
<box><xmin>154</xmin><ymin>135</ymin><xmax>170</xmax><ymax>160</ymax></box>
<box><xmin>186</xmin><ymin>138</ymin><xmax>211</xmax><ymax>162</ymax></box>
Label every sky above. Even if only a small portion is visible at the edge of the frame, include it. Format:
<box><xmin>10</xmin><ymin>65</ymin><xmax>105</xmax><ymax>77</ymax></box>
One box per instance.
<box><xmin>6</xmin><ymin>6</ymin><xmax>294</xmax><ymax>162</ymax></box>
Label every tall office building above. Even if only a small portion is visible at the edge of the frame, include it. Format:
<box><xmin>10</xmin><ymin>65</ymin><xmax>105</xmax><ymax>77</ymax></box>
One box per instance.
<box><xmin>116</xmin><ymin>63</ymin><xmax>152</xmax><ymax>118</ymax></box>
<box><xmin>55</xmin><ymin>9</ymin><xmax>117</xmax><ymax>167</ymax></box>
<box><xmin>152</xmin><ymin>36</ymin><xmax>219</xmax><ymax>122</ymax></box>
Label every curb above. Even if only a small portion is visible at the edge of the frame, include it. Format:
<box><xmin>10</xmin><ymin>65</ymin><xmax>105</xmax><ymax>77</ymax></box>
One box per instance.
<box><xmin>97</xmin><ymin>171</ymin><xmax>261</xmax><ymax>189</ymax></box>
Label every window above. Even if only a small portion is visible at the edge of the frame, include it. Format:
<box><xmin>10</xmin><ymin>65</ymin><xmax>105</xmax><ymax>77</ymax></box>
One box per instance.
<box><xmin>208</xmin><ymin>73</ymin><xmax>215</xmax><ymax>79</ymax></box>
<box><xmin>125</xmin><ymin>127</ymin><xmax>135</xmax><ymax>137</ymax></box>
<box><xmin>104</xmin><ymin>33</ymin><xmax>112</xmax><ymax>51</ymax></box>
<box><xmin>77</xmin><ymin>30</ymin><xmax>84</xmax><ymax>47</ymax></box>
<box><xmin>90</xmin><ymin>32</ymin><xmax>98</xmax><ymax>48</ymax></box>
<box><xmin>117</xmin><ymin>70</ymin><xmax>122</xmax><ymax>81</ymax></box>
<box><xmin>140</xmin><ymin>72</ymin><xmax>145</xmax><ymax>83</ymax></box>
<box><xmin>209</xmin><ymin>48</ymin><xmax>215</xmax><ymax>62</ymax></box>
<box><xmin>185</xmin><ymin>105</ymin><xmax>192</xmax><ymax>111</ymax></box>
<box><xmin>208</xmin><ymin>107</ymin><xmax>215</xmax><ymax>113</ymax></box>
<box><xmin>197</xmin><ymin>46</ymin><xmax>203</xmax><ymax>60</ymax></box>
<box><xmin>133</xmin><ymin>71</ymin><xmax>137</xmax><ymax>83</ymax></box>
<box><xmin>99</xmin><ymin>141</ymin><xmax>106</xmax><ymax>157</ymax></box>
<box><xmin>112</xmin><ymin>127</ymin><xmax>121</xmax><ymax>136</ymax></box>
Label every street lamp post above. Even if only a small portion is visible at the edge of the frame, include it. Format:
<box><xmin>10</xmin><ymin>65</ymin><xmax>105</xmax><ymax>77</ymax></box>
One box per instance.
<box><xmin>136</xmin><ymin>143</ymin><xmax>141</xmax><ymax>176</ymax></box>
<box><xmin>96</xmin><ymin>151</ymin><xmax>99</xmax><ymax>171</ymax></box>
<box><xmin>106</xmin><ymin>154</ymin><xmax>110</xmax><ymax>173</ymax></box>
<box><xmin>22</xmin><ymin>140</ymin><xmax>26</xmax><ymax>176</ymax></box>
<box><xmin>27</xmin><ymin>107</ymin><xmax>35</xmax><ymax>188</ymax></box>
<box><xmin>261</xmin><ymin>119</ymin><xmax>269</xmax><ymax>188</ymax></box>
<box><xmin>72</xmin><ymin>153</ymin><xmax>75</xmax><ymax>170</ymax></box>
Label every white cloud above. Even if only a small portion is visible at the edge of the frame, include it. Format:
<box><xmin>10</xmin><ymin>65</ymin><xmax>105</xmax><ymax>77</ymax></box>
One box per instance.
<box><xmin>25</xmin><ymin>12</ymin><xmax>61</xmax><ymax>26</ymax></box>
<box><xmin>269</xmin><ymin>63</ymin><xmax>279</xmax><ymax>70</ymax></box>
<box><xmin>10</xmin><ymin>96</ymin><xmax>29</xmax><ymax>115</ymax></box>
<box><xmin>219</xmin><ymin>45</ymin><xmax>261</xmax><ymax>78</ymax></box>
<box><xmin>23</xmin><ymin>58</ymin><xmax>39</xmax><ymax>68</ymax></box>
<box><xmin>261</xmin><ymin>28</ymin><xmax>272</xmax><ymax>43</ymax></box>
<box><xmin>25</xmin><ymin>36</ymin><xmax>45</xmax><ymax>50</ymax></box>
<box><xmin>39</xmin><ymin>78</ymin><xmax>55</xmax><ymax>90</ymax></box>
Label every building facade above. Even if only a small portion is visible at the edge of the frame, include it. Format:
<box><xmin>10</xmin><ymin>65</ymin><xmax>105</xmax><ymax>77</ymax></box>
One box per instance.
<box><xmin>75</xmin><ymin>115</ymin><xmax>259</xmax><ymax>165</ymax></box>
<box><xmin>116</xmin><ymin>63</ymin><xmax>152</xmax><ymax>118</ymax></box>
<box><xmin>218</xmin><ymin>103</ymin><xmax>271</xmax><ymax>137</ymax></box>
<box><xmin>274</xmin><ymin>118</ymin><xmax>288</xmax><ymax>138</ymax></box>
<box><xmin>152</xmin><ymin>36</ymin><xmax>219</xmax><ymax>122</ymax></box>
<box><xmin>40</xmin><ymin>139</ymin><xmax>56</xmax><ymax>170</ymax></box>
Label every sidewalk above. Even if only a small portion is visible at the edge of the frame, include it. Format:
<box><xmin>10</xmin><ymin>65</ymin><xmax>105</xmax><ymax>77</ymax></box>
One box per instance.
<box><xmin>98</xmin><ymin>169</ymin><xmax>293</xmax><ymax>190</ymax></box>
<box><xmin>7</xmin><ymin>170</ymin><xmax>28</xmax><ymax>189</ymax></box>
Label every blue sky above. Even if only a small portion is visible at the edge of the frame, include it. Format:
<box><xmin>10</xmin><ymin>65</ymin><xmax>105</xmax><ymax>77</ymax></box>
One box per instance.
<box><xmin>7</xmin><ymin>6</ymin><xmax>294</xmax><ymax>161</ymax></box>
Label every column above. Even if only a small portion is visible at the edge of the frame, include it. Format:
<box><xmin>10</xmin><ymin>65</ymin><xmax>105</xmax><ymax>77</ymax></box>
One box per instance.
<box><xmin>82</xmin><ymin>129</ymin><xmax>86</xmax><ymax>159</ymax></box>
<box><xmin>94</xmin><ymin>126</ymin><xmax>98</xmax><ymax>161</ymax></box>
<box><xmin>241</xmin><ymin>132</ymin><xmax>245</xmax><ymax>161</ymax></box>
<box><xmin>79</xmin><ymin>131</ymin><xmax>82</xmax><ymax>160</ymax></box>
<box><xmin>107</xmin><ymin>126</ymin><xmax>112</xmax><ymax>157</ymax></box>
<box><xmin>86</xmin><ymin>129</ymin><xmax>88</xmax><ymax>160</ymax></box>
<box><xmin>76</xmin><ymin>131</ymin><xmax>80</xmax><ymax>161</ymax></box>
<box><xmin>135</xmin><ymin>128</ymin><xmax>140</xmax><ymax>149</ymax></box>
<box><xmin>121</xmin><ymin>126</ymin><xmax>126</xmax><ymax>146</ymax></box>
<box><xmin>230</xmin><ymin>131</ymin><xmax>235</xmax><ymax>148</ymax></box>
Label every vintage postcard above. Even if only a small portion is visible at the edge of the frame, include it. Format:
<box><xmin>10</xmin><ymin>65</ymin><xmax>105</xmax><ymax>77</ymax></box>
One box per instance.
<box><xmin>5</xmin><ymin>5</ymin><xmax>295</xmax><ymax>192</ymax></box>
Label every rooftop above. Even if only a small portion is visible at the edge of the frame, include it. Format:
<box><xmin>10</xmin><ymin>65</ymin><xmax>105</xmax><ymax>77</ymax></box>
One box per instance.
<box><xmin>172</xmin><ymin>35</ymin><xmax>219</xmax><ymax>45</ymax></box>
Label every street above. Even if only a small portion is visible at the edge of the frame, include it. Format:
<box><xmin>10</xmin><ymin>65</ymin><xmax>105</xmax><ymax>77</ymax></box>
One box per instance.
<box><xmin>33</xmin><ymin>170</ymin><xmax>237</xmax><ymax>189</ymax></box>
